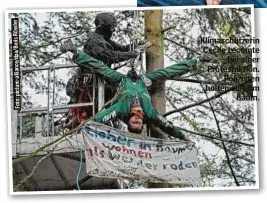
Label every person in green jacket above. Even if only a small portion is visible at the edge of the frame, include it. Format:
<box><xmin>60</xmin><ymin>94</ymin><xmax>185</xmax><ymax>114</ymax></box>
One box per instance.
<box><xmin>74</xmin><ymin>50</ymin><xmax>197</xmax><ymax>141</ymax></box>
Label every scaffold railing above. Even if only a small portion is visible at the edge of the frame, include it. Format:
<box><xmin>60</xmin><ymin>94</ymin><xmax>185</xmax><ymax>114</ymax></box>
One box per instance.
<box><xmin>15</xmin><ymin>64</ymin><xmax>104</xmax><ymax>156</ymax></box>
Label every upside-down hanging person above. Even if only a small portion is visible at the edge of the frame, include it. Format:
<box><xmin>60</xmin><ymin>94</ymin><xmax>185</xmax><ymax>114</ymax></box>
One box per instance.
<box><xmin>62</xmin><ymin>41</ymin><xmax>197</xmax><ymax>141</ymax></box>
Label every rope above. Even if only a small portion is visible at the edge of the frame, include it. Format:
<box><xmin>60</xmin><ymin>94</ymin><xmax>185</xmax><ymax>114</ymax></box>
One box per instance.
<box><xmin>131</xmin><ymin>10</ymin><xmax>146</xmax><ymax>75</ymax></box>
<box><xmin>75</xmin><ymin>132</ymin><xmax>83</xmax><ymax>190</ymax></box>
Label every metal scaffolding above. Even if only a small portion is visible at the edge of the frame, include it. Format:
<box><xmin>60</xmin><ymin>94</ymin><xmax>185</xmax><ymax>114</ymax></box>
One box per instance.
<box><xmin>15</xmin><ymin>64</ymin><xmax>104</xmax><ymax>156</ymax></box>
<box><xmin>12</xmin><ymin>64</ymin><xmax>127</xmax><ymax>191</ymax></box>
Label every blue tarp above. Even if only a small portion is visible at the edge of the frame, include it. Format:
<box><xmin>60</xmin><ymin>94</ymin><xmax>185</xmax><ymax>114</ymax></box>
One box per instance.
<box><xmin>137</xmin><ymin>0</ymin><xmax>267</xmax><ymax>8</ymax></box>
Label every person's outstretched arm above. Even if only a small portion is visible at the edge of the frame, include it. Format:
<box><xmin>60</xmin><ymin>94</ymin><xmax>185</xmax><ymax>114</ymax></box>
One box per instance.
<box><xmin>144</xmin><ymin>59</ymin><xmax>197</xmax><ymax>82</ymax></box>
<box><xmin>84</xmin><ymin>38</ymin><xmax>138</xmax><ymax>65</ymax></box>
<box><xmin>108</xmin><ymin>40</ymin><xmax>132</xmax><ymax>52</ymax></box>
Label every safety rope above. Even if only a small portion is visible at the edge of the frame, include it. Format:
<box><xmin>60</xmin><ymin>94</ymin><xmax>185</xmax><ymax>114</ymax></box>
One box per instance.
<box><xmin>133</xmin><ymin>10</ymin><xmax>137</xmax><ymax>46</ymax></box>
<box><xmin>133</xmin><ymin>10</ymin><xmax>145</xmax><ymax>75</ymax></box>
<box><xmin>75</xmin><ymin>132</ymin><xmax>83</xmax><ymax>190</ymax></box>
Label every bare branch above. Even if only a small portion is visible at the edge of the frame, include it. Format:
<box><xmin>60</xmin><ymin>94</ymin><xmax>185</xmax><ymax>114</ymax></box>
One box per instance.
<box><xmin>223</xmin><ymin>171</ymin><xmax>255</xmax><ymax>184</ymax></box>
<box><xmin>164</xmin><ymin>37</ymin><xmax>201</xmax><ymax>55</ymax></box>
<box><xmin>28</xmin><ymin>32</ymin><xmax>84</xmax><ymax>50</ymax></box>
<box><xmin>162</xmin><ymin>25</ymin><xmax>176</xmax><ymax>33</ymax></box>
<box><xmin>166</xmin><ymin>95</ymin><xmax>254</xmax><ymax>147</ymax></box>
<box><xmin>201</xmin><ymin>83</ymin><xmax>240</xmax><ymax>186</ymax></box>
<box><xmin>14</xmin><ymin>148</ymin><xmax>55</xmax><ymax>191</ymax></box>
<box><xmin>164</xmin><ymin>80</ymin><xmax>250</xmax><ymax>117</ymax></box>
<box><xmin>172</xmin><ymin>78</ymin><xmax>234</xmax><ymax>86</ymax></box>
<box><xmin>179</xmin><ymin>127</ymin><xmax>254</xmax><ymax>147</ymax></box>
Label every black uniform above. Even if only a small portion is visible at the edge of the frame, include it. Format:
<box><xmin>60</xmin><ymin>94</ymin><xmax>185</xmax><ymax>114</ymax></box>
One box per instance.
<box><xmin>66</xmin><ymin>12</ymin><xmax>138</xmax><ymax>104</ymax></box>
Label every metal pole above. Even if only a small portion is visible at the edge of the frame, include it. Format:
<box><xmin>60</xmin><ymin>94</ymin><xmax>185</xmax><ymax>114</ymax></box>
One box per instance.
<box><xmin>47</xmin><ymin>69</ymin><xmax>50</xmax><ymax>137</ymax></box>
<box><xmin>134</xmin><ymin>10</ymin><xmax>138</xmax><ymax>46</ymax></box>
<box><xmin>98</xmin><ymin>78</ymin><xmax>104</xmax><ymax>111</ymax></box>
<box><xmin>92</xmin><ymin>75</ymin><xmax>96</xmax><ymax>115</ymax></box>
<box><xmin>21</xmin><ymin>102</ymin><xmax>94</xmax><ymax>114</ymax></box>
<box><xmin>52</xmin><ymin>67</ymin><xmax>55</xmax><ymax>137</ymax></box>
<box><xmin>21</xmin><ymin>65</ymin><xmax>78</xmax><ymax>72</ymax></box>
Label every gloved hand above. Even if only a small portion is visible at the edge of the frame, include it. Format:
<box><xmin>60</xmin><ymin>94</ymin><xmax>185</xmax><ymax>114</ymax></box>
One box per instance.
<box><xmin>138</xmin><ymin>40</ymin><xmax>151</xmax><ymax>45</ymax></box>
<box><xmin>60</xmin><ymin>39</ymin><xmax>77</xmax><ymax>53</ymax></box>
<box><xmin>137</xmin><ymin>40</ymin><xmax>152</xmax><ymax>50</ymax></box>
<box><xmin>134</xmin><ymin>45</ymin><xmax>150</xmax><ymax>55</ymax></box>
<box><xmin>137</xmin><ymin>40</ymin><xmax>146</xmax><ymax>45</ymax></box>
<box><xmin>183</xmin><ymin>135</ymin><xmax>196</xmax><ymax>148</ymax></box>
<box><xmin>133</xmin><ymin>48</ymin><xmax>142</xmax><ymax>55</ymax></box>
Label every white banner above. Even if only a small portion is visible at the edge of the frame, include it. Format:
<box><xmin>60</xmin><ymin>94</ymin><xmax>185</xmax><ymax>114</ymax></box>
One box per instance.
<box><xmin>82</xmin><ymin>122</ymin><xmax>201</xmax><ymax>186</ymax></box>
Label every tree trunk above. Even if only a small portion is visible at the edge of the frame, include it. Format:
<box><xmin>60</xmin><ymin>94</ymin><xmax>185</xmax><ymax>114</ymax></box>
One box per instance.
<box><xmin>144</xmin><ymin>10</ymin><xmax>168</xmax><ymax>188</ymax></box>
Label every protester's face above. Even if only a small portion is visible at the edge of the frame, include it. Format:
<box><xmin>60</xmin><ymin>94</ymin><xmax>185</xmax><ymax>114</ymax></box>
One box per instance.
<box><xmin>99</xmin><ymin>24</ymin><xmax>115</xmax><ymax>40</ymax></box>
<box><xmin>104</xmin><ymin>24</ymin><xmax>117</xmax><ymax>39</ymax></box>
<box><xmin>128</xmin><ymin>115</ymin><xmax>144</xmax><ymax>131</ymax></box>
<box><xmin>206</xmin><ymin>0</ymin><xmax>222</xmax><ymax>5</ymax></box>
